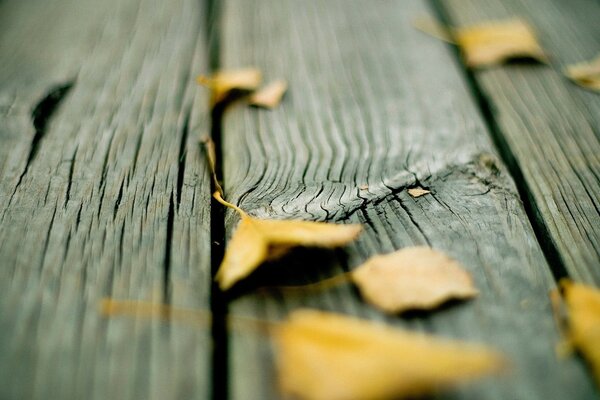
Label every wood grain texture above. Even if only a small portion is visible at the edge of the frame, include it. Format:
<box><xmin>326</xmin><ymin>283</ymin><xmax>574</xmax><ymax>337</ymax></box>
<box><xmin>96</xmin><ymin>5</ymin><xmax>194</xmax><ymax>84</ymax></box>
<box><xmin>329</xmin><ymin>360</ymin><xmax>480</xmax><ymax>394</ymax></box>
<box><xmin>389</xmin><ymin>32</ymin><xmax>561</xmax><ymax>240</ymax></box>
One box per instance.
<box><xmin>219</xmin><ymin>0</ymin><xmax>596</xmax><ymax>398</ymax></box>
<box><xmin>0</xmin><ymin>0</ymin><xmax>212</xmax><ymax>399</ymax></box>
<box><xmin>440</xmin><ymin>0</ymin><xmax>600</xmax><ymax>284</ymax></box>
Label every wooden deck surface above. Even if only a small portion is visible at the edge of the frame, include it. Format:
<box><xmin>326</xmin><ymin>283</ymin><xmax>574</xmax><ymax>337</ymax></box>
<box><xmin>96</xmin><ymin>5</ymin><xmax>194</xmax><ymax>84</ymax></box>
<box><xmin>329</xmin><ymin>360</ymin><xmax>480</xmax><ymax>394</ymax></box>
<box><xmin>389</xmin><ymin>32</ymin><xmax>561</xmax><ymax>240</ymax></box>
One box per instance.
<box><xmin>0</xmin><ymin>0</ymin><xmax>598</xmax><ymax>399</ymax></box>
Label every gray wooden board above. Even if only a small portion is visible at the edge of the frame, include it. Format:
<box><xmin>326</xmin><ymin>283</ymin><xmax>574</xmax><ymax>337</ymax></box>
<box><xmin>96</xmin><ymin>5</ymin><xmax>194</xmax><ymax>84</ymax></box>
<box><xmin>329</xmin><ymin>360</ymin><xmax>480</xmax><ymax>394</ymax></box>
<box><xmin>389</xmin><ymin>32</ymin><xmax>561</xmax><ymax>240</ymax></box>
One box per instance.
<box><xmin>0</xmin><ymin>0</ymin><xmax>212</xmax><ymax>399</ymax></box>
<box><xmin>219</xmin><ymin>0</ymin><xmax>597</xmax><ymax>399</ymax></box>
<box><xmin>440</xmin><ymin>0</ymin><xmax>600</xmax><ymax>284</ymax></box>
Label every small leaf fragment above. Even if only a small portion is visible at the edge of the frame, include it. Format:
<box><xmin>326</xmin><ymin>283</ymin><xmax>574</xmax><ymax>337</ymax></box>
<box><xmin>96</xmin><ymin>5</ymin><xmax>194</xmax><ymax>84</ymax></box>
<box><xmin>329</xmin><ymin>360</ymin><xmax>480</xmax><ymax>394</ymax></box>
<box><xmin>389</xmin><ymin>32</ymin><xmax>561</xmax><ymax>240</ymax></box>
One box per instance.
<box><xmin>561</xmin><ymin>280</ymin><xmax>600</xmax><ymax>387</ymax></box>
<box><xmin>564</xmin><ymin>55</ymin><xmax>600</xmax><ymax>92</ymax></box>
<box><xmin>352</xmin><ymin>247</ymin><xmax>478</xmax><ymax>313</ymax></box>
<box><xmin>455</xmin><ymin>18</ymin><xmax>547</xmax><ymax>68</ymax></box>
<box><xmin>197</xmin><ymin>67</ymin><xmax>262</xmax><ymax>104</ymax></box>
<box><xmin>249</xmin><ymin>80</ymin><xmax>288</xmax><ymax>109</ymax></box>
<box><xmin>408</xmin><ymin>187</ymin><xmax>431</xmax><ymax>198</ymax></box>
<box><xmin>216</xmin><ymin>212</ymin><xmax>362</xmax><ymax>290</ymax></box>
<box><xmin>274</xmin><ymin>309</ymin><xmax>506</xmax><ymax>400</ymax></box>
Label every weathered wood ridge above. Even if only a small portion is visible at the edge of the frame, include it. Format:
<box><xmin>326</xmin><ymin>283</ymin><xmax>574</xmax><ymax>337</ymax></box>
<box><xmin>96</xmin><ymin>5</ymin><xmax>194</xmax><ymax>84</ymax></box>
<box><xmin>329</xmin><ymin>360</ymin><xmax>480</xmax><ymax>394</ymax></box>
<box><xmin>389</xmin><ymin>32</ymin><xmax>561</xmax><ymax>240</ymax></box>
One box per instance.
<box><xmin>0</xmin><ymin>0</ymin><xmax>598</xmax><ymax>399</ymax></box>
<box><xmin>0</xmin><ymin>0</ymin><xmax>212</xmax><ymax>399</ymax></box>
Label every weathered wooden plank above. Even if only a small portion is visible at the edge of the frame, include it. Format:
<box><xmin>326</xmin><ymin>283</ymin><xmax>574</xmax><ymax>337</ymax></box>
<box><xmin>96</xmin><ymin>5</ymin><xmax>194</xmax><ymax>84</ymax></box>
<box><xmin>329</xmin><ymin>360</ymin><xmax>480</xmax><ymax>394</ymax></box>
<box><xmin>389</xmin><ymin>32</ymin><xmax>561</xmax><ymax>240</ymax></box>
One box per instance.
<box><xmin>0</xmin><ymin>0</ymin><xmax>212</xmax><ymax>399</ymax></box>
<box><xmin>219</xmin><ymin>0</ymin><xmax>596</xmax><ymax>398</ymax></box>
<box><xmin>439</xmin><ymin>0</ymin><xmax>600</xmax><ymax>284</ymax></box>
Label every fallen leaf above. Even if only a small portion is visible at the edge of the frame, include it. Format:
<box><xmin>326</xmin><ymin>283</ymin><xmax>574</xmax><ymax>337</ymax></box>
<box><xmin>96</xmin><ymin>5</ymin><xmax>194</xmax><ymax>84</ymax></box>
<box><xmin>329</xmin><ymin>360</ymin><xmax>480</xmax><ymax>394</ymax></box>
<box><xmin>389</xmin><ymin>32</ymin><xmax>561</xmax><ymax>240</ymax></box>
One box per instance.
<box><xmin>564</xmin><ymin>55</ymin><xmax>600</xmax><ymax>92</ymax></box>
<box><xmin>197</xmin><ymin>67</ymin><xmax>262</xmax><ymax>104</ymax></box>
<box><xmin>352</xmin><ymin>247</ymin><xmax>477</xmax><ymax>313</ymax></box>
<box><xmin>455</xmin><ymin>18</ymin><xmax>547</xmax><ymax>68</ymax></box>
<box><xmin>274</xmin><ymin>309</ymin><xmax>506</xmax><ymax>400</ymax></box>
<box><xmin>214</xmin><ymin>192</ymin><xmax>361</xmax><ymax>290</ymax></box>
<box><xmin>561</xmin><ymin>280</ymin><xmax>600</xmax><ymax>387</ymax></box>
<box><xmin>407</xmin><ymin>187</ymin><xmax>431</xmax><ymax>198</ymax></box>
<box><xmin>249</xmin><ymin>80</ymin><xmax>288</xmax><ymax>109</ymax></box>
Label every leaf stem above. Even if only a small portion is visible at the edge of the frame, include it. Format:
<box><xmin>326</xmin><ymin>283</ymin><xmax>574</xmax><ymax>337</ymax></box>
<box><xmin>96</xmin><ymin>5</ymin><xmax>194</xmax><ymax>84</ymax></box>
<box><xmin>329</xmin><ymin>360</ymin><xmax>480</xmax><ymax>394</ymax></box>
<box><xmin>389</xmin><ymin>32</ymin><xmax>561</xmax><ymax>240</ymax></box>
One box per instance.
<box><xmin>213</xmin><ymin>190</ymin><xmax>247</xmax><ymax>217</ymax></box>
<box><xmin>100</xmin><ymin>298</ymin><xmax>278</xmax><ymax>333</ymax></box>
<box><xmin>258</xmin><ymin>271</ymin><xmax>354</xmax><ymax>293</ymax></box>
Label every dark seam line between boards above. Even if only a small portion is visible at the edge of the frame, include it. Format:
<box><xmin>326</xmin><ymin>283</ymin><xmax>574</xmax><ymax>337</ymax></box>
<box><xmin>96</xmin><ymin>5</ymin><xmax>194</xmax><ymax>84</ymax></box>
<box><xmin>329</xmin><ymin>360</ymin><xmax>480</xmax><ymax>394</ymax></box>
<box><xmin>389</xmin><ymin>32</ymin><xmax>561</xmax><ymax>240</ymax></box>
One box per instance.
<box><xmin>207</xmin><ymin>0</ymin><xmax>229</xmax><ymax>399</ymax></box>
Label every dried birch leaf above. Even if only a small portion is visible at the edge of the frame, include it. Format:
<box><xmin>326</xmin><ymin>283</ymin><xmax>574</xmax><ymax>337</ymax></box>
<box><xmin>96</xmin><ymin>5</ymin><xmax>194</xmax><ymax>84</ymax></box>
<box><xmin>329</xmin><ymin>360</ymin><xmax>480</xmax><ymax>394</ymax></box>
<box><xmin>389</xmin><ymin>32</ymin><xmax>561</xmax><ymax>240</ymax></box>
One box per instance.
<box><xmin>561</xmin><ymin>280</ymin><xmax>600</xmax><ymax>386</ymax></box>
<box><xmin>408</xmin><ymin>187</ymin><xmax>431</xmax><ymax>198</ymax></box>
<box><xmin>352</xmin><ymin>247</ymin><xmax>478</xmax><ymax>313</ymax></box>
<box><xmin>197</xmin><ymin>67</ymin><xmax>262</xmax><ymax>104</ymax></box>
<box><xmin>249</xmin><ymin>80</ymin><xmax>288</xmax><ymax>109</ymax></box>
<box><xmin>214</xmin><ymin>193</ymin><xmax>361</xmax><ymax>290</ymax></box>
<box><xmin>565</xmin><ymin>55</ymin><xmax>600</xmax><ymax>92</ymax></box>
<box><xmin>274</xmin><ymin>309</ymin><xmax>506</xmax><ymax>400</ymax></box>
<box><xmin>455</xmin><ymin>18</ymin><xmax>548</xmax><ymax>68</ymax></box>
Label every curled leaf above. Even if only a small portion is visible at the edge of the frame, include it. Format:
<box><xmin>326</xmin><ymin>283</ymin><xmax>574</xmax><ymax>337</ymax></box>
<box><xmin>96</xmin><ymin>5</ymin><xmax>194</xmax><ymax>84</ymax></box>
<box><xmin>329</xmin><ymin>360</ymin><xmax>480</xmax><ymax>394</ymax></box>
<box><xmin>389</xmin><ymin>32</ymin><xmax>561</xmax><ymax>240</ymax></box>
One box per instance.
<box><xmin>407</xmin><ymin>187</ymin><xmax>431</xmax><ymax>198</ymax></box>
<box><xmin>455</xmin><ymin>18</ymin><xmax>547</xmax><ymax>68</ymax></box>
<box><xmin>561</xmin><ymin>280</ymin><xmax>600</xmax><ymax>387</ymax></box>
<box><xmin>352</xmin><ymin>247</ymin><xmax>477</xmax><ymax>313</ymax></box>
<box><xmin>564</xmin><ymin>55</ymin><xmax>600</xmax><ymax>92</ymax></box>
<box><xmin>197</xmin><ymin>67</ymin><xmax>262</xmax><ymax>104</ymax></box>
<box><xmin>249</xmin><ymin>80</ymin><xmax>288</xmax><ymax>109</ymax></box>
<box><xmin>274</xmin><ymin>309</ymin><xmax>506</xmax><ymax>400</ymax></box>
<box><xmin>214</xmin><ymin>193</ymin><xmax>361</xmax><ymax>290</ymax></box>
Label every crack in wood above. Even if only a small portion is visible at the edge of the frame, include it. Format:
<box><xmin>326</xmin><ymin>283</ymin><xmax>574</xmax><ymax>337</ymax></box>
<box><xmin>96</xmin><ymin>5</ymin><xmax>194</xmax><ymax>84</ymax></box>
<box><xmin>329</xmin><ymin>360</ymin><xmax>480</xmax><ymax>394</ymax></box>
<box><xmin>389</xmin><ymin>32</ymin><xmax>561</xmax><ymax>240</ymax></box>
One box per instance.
<box><xmin>64</xmin><ymin>144</ymin><xmax>78</xmax><ymax>209</ymax></box>
<box><xmin>235</xmin><ymin>153</ymin><xmax>516</xmax><ymax>225</ymax></box>
<box><xmin>163</xmin><ymin>193</ymin><xmax>175</xmax><ymax>304</ymax></box>
<box><xmin>8</xmin><ymin>81</ymin><xmax>74</xmax><ymax>207</ymax></box>
<box><xmin>176</xmin><ymin>109</ymin><xmax>191</xmax><ymax>209</ymax></box>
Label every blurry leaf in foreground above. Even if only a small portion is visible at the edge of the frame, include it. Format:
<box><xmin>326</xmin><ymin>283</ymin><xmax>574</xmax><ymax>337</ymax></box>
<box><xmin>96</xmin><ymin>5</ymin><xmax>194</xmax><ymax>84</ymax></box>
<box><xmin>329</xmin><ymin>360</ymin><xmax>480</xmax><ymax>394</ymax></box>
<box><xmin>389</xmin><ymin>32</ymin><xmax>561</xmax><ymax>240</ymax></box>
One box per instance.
<box><xmin>407</xmin><ymin>187</ymin><xmax>431</xmax><ymax>198</ymax></box>
<box><xmin>455</xmin><ymin>18</ymin><xmax>547</xmax><ymax>68</ymax></box>
<box><xmin>249</xmin><ymin>80</ymin><xmax>288</xmax><ymax>109</ymax></box>
<box><xmin>197</xmin><ymin>67</ymin><xmax>262</xmax><ymax>104</ymax></box>
<box><xmin>561</xmin><ymin>280</ymin><xmax>600</xmax><ymax>387</ymax></box>
<box><xmin>352</xmin><ymin>247</ymin><xmax>478</xmax><ymax>313</ymax></box>
<box><xmin>564</xmin><ymin>55</ymin><xmax>600</xmax><ymax>92</ymax></box>
<box><xmin>274</xmin><ymin>309</ymin><xmax>506</xmax><ymax>400</ymax></box>
<box><xmin>214</xmin><ymin>192</ymin><xmax>361</xmax><ymax>290</ymax></box>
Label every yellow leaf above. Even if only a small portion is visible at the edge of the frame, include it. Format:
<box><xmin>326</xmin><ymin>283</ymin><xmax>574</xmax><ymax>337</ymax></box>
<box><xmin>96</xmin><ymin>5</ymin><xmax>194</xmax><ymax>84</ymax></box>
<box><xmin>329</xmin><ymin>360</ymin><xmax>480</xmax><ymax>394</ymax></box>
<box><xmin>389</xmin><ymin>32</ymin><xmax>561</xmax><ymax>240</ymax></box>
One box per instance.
<box><xmin>197</xmin><ymin>67</ymin><xmax>262</xmax><ymax>104</ymax></box>
<box><xmin>455</xmin><ymin>18</ymin><xmax>547</xmax><ymax>68</ymax></box>
<box><xmin>274</xmin><ymin>309</ymin><xmax>506</xmax><ymax>400</ymax></box>
<box><xmin>407</xmin><ymin>187</ymin><xmax>430</xmax><ymax>198</ymax></box>
<box><xmin>352</xmin><ymin>247</ymin><xmax>477</xmax><ymax>313</ymax></box>
<box><xmin>562</xmin><ymin>280</ymin><xmax>600</xmax><ymax>387</ymax></box>
<box><xmin>249</xmin><ymin>80</ymin><xmax>288</xmax><ymax>109</ymax></box>
<box><xmin>214</xmin><ymin>192</ymin><xmax>361</xmax><ymax>290</ymax></box>
<box><xmin>564</xmin><ymin>55</ymin><xmax>600</xmax><ymax>92</ymax></box>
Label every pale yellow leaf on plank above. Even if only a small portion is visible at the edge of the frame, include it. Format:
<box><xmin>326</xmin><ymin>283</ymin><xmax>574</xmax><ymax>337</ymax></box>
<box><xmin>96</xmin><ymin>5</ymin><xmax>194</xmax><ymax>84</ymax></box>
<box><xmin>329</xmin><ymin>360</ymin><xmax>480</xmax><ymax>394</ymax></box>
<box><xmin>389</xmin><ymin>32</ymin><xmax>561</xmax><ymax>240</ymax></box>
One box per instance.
<box><xmin>197</xmin><ymin>67</ymin><xmax>262</xmax><ymax>104</ymax></box>
<box><xmin>455</xmin><ymin>18</ymin><xmax>547</xmax><ymax>68</ymax></box>
<box><xmin>215</xmin><ymin>193</ymin><xmax>362</xmax><ymax>290</ymax></box>
<box><xmin>562</xmin><ymin>280</ymin><xmax>600</xmax><ymax>387</ymax></box>
<box><xmin>352</xmin><ymin>247</ymin><xmax>477</xmax><ymax>313</ymax></box>
<box><xmin>407</xmin><ymin>187</ymin><xmax>431</xmax><ymax>198</ymax></box>
<box><xmin>249</xmin><ymin>80</ymin><xmax>288</xmax><ymax>109</ymax></box>
<box><xmin>274</xmin><ymin>309</ymin><xmax>506</xmax><ymax>400</ymax></box>
<box><xmin>565</xmin><ymin>55</ymin><xmax>600</xmax><ymax>92</ymax></box>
